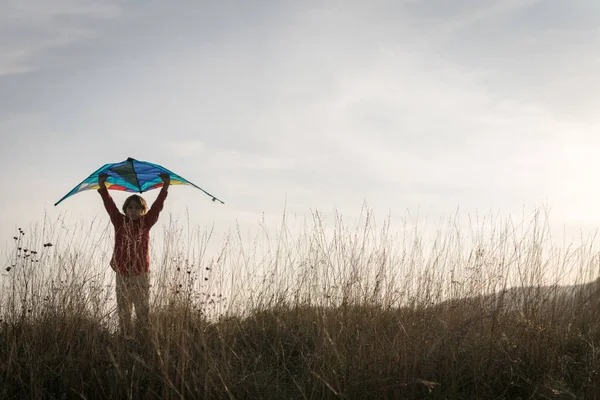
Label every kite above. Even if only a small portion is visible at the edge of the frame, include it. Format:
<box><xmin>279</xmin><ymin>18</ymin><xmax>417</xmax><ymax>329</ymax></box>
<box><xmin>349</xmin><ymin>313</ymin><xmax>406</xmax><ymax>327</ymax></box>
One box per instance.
<box><xmin>54</xmin><ymin>157</ymin><xmax>224</xmax><ymax>206</ymax></box>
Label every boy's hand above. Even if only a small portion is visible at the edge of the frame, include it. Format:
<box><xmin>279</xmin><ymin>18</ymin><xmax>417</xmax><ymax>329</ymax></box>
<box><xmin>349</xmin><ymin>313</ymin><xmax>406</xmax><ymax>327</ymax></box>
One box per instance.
<box><xmin>98</xmin><ymin>173</ymin><xmax>108</xmax><ymax>188</ymax></box>
<box><xmin>160</xmin><ymin>173</ymin><xmax>170</xmax><ymax>187</ymax></box>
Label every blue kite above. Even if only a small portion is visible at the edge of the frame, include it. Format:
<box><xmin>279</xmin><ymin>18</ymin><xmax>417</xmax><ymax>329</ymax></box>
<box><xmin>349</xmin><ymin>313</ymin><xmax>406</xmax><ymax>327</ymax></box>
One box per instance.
<box><xmin>55</xmin><ymin>157</ymin><xmax>224</xmax><ymax>206</ymax></box>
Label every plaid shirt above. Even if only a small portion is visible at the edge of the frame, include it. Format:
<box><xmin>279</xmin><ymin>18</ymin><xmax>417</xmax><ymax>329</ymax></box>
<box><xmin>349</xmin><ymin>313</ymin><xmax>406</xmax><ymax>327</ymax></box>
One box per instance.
<box><xmin>99</xmin><ymin>188</ymin><xmax>167</xmax><ymax>276</ymax></box>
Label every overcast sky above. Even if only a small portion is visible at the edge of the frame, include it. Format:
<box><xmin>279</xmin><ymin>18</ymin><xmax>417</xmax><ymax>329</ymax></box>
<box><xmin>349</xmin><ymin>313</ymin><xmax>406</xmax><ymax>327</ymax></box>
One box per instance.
<box><xmin>2</xmin><ymin>0</ymin><xmax>600</xmax><ymax>254</ymax></box>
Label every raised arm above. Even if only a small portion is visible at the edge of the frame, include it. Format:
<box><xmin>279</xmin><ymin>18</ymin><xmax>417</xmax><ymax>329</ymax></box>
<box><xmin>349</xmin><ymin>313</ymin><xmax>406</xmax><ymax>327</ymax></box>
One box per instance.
<box><xmin>145</xmin><ymin>173</ymin><xmax>170</xmax><ymax>228</ymax></box>
<box><xmin>98</xmin><ymin>173</ymin><xmax>121</xmax><ymax>225</ymax></box>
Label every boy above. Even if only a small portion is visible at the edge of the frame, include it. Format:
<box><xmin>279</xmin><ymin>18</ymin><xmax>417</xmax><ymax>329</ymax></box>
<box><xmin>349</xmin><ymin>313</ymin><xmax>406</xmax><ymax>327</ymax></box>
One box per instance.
<box><xmin>98</xmin><ymin>172</ymin><xmax>170</xmax><ymax>337</ymax></box>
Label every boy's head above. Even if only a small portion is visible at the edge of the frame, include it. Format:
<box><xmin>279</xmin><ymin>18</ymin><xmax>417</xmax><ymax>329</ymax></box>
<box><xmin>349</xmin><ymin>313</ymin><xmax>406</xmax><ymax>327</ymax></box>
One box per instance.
<box><xmin>122</xmin><ymin>195</ymin><xmax>148</xmax><ymax>220</ymax></box>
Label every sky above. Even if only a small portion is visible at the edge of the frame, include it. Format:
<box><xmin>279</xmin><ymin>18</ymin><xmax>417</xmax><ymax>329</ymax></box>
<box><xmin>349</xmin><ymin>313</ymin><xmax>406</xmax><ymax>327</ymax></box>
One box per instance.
<box><xmin>2</xmin><ymin>0</ymin><xmax>600</xmax><ymax>258</ymax></box>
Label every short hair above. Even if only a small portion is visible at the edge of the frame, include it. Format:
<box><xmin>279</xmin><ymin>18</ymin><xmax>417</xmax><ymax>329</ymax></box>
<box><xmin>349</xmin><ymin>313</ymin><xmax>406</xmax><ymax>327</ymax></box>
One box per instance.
<box><xmin>122</xmin><ymin>195</ymin><xmax>148</xmax><ymax>215</ymax></box>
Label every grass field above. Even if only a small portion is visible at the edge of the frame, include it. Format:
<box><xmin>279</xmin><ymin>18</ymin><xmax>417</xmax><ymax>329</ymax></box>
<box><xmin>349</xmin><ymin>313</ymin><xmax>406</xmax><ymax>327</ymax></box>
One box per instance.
<box><xmin>1</xmin><ymin>209</ymin><xmax>599</xmax><ymax>399</ymax></box>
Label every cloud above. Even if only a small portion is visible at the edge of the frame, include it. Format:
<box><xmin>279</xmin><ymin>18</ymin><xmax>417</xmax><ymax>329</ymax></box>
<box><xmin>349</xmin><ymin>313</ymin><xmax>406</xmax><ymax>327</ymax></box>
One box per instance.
<box><xmin>418</xmin><ymin>0</ymin><xmax>544</xmax><ymax>34</ymax></box>
<box><xmin>166</xmin><ymin>139</ymin><xmax>206</xmax><ymax>158</ymax></box>
<box><xmin>0</xmin><ymin>0</ymin><xmax>121</xmax><ymax>76</ymax></box>
<box><xmin>405</xmin><ymin>0</ymin><xmax>600</xmax><ymax>119</ymax></box>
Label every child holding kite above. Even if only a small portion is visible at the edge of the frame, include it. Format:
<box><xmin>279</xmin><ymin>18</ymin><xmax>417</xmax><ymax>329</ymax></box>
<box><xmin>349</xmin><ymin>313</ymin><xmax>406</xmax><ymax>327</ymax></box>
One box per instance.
<box><xmin>98</xmin><ymin>172</ymin><xmax>170</xmax><ymax>337</ymax></box>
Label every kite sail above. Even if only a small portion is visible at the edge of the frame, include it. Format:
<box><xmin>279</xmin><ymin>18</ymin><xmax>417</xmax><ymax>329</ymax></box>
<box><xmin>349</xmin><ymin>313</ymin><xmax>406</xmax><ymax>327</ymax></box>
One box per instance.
<box><xmin>54</xmin><ymin>157</ymin><xmax>224</xmax><ymax>206</ymax></box>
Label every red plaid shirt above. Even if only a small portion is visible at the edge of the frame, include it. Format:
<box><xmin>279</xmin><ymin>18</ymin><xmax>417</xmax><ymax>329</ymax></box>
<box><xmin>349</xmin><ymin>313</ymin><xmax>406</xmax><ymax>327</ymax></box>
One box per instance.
<box><xmin>99</xmin><ymin>188</ymin><xmax>168</xmax><ymax>276</ymax></box>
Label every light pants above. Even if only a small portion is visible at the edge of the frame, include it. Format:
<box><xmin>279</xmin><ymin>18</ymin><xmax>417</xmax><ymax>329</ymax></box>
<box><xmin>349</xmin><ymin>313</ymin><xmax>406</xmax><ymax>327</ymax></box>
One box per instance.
<box><xmin>115</xmin><ymin>272</ymin><xmax>150</xmax><ymax>336</ymax></box>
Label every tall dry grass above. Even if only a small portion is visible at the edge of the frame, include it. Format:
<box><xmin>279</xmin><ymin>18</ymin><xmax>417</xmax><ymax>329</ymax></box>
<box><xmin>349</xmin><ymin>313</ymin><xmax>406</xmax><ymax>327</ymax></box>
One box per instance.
<box><xmin>1</xmin><ymin>207</ymin><xmax>599</xmax><ymax>399</ymax></box>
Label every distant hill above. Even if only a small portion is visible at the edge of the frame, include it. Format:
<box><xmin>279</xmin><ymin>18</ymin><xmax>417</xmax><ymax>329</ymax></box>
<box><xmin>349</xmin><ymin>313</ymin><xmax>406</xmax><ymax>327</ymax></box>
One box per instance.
<box><xmin>438</xmin><ymin>278</ymin><xmax>600</xmax><ymax>315</ymax></box>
